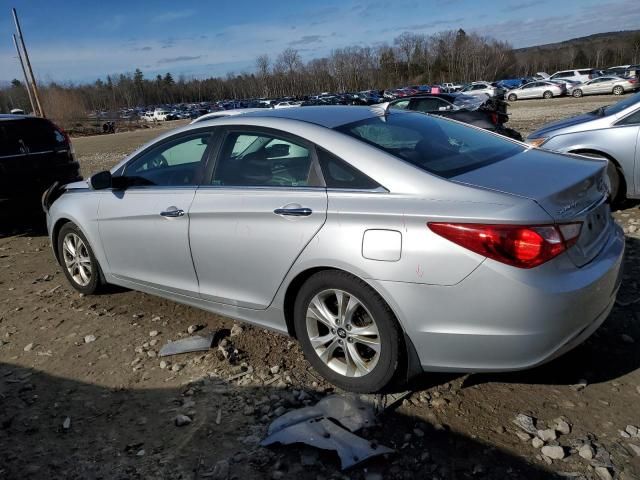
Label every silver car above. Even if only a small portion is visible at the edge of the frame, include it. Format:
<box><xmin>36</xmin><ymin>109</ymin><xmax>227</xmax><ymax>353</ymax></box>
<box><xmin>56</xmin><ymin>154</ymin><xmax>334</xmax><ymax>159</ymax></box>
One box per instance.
<box><xmin>527</xmin><ymin>91</ymin><xmax>640</xmax><ymax>202</ymax></box>
<box><xmin>572</xmin><ymin>76</ymin><xmax>640</xmax><ymax>97</ymax></box>
<box><xmin>506</xmin><ymin>81</ymin><xmax>565</xmax><ymax>101</ymax></box>
<box><xmin>44</xmin><ymin>107</ymin><xmax>624</xmax><ymax>392</ymax></box>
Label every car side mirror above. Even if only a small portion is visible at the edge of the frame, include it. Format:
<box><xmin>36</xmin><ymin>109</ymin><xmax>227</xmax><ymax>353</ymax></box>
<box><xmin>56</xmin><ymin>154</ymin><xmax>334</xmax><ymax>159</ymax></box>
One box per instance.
<box><xmin>90</xmin><ymin>170</ymin><xmax>112</xmax><ymax>190</ymax></box>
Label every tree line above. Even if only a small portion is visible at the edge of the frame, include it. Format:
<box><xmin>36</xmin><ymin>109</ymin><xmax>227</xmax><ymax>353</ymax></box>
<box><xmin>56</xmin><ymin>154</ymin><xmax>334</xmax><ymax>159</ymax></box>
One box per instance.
<box><xmin>1</xmin><ymin>28</ymin><xmax>639</xmax><ymax>125</ymax></box>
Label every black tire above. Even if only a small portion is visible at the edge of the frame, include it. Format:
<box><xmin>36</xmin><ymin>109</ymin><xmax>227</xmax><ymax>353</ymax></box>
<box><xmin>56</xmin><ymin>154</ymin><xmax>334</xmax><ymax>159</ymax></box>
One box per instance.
<box><xmin>57</xmin><ymin>222</ymin><xmax>105</xmax><ymax>295</ymax></box>
<box><xmin>613</xmin><ymin>86</ymin><xmax>624</xmax><ymax>96</ymax></box>
<box><xmin>543</xmin><ymin>90</ymin><xmax>553</xmax><ymax>99</ymax></box>
<box><xmin>507</xmin><ymin>93</ymin><xmax>517</xmax><ymax>102</ymax></box>
<box><xmin>573</xmin><ymin>89</ymin><xmax>583</xmax><ymax>98</ymax></box>
<box><xmin>294</xmin><ymin>270</ymin><xmax>401</xmax><ymax>392</ymax></box>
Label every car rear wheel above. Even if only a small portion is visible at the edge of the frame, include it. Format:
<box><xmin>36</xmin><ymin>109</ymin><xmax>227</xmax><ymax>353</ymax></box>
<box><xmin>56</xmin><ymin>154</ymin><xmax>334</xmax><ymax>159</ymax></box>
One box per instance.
<box><xmin>543</xmin><ymin>90</ymin><xmax>553</xmax><ymax>99</ymax></box>
<box><xmin>294</xmin><ymin>270</ymin><xmax>401</xmax><ymax>392</ymax></box>
<box><xmin>573</xmin><ymin>89</ymin><xmax>583</xmax><ymax>98</ymax></box>
<box><xmin>57</xmin><ymin>223</ymin><xmax>104</xmax><ymax>295</ymax></box>
<box><xmin>613</xmin><ymin>86</ymin><xmax>624</xmax><ymax>95</ymax></box>
<box><xmin>507</xmin><ymin>93</ymin><xmax>517</xmax><ymax>101</ymax></box>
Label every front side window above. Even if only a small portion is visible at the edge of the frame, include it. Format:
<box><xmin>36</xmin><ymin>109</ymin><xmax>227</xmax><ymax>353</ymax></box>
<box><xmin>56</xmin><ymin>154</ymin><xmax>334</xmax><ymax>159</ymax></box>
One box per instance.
<box><xmin>335</xmin><ymin>112</ymin><xmax>524</xmax><ymax>179</ymax></box>
<box><xmin>413</xmin><ymin>98</ymin><xmax>450</xmax><ymax>112</ymax></box>
<box><xmin>212</xmin><ymin>131</ymin><xmax>314</xmax><ymax>187</ymax></box>
<box><xmin>389</xmin><ymin>100</ymin><xmax>410</xmax><ymax>110</ymax></box>
<box><xmin>617</xmin><ymin>108</ymin><xmax>640</xmax><ymax>125</ymax></box>
<box><xmin>123</xmin><ymin>132</ymin><xmax>212</xmax><ymax>186</ymax></box>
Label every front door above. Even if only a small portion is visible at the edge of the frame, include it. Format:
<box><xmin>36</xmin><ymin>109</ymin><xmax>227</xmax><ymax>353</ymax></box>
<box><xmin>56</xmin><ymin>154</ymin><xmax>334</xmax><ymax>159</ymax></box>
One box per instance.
<box><xmin>189</xmin><ymin>127</ymin><xmax>327</xmax><ymax>310</ymax></box>
<box><xmin>98</xmin><ymin>130</ymin><xmax>214</xmax><ymax>296</ymax></box>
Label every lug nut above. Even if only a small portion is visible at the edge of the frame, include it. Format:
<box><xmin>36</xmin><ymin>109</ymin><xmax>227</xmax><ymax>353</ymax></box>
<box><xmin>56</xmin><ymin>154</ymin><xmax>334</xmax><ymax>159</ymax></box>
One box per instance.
<box><xmin>331</xmin><ymin>328</ymin><xmax>336</xmax><ymax>334</ymax></box>
<box><xmin>338</xmin><ymin>339</ymin><xmax>343</xmax><ymax>344</ymax></box>
<box><xmin>346</xmin><ymin>324</ymin><xmax>352</xmax><ymax>331</ymax></box>
<box><xmin>347</xmin><ymin>337</ymin><xmax>354</xmax><ymax>343</ymax></box>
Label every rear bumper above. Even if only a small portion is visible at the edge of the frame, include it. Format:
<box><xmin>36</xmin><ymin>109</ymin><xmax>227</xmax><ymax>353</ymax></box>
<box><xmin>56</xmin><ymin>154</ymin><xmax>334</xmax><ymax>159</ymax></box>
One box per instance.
<box><xmin>0</xmin><ymin>162</ymin><xmax>80</xmax><ymax>200</ymax></box>
<box><xmin>373</xmin><ymin>223</ymin><xmax>624</xmax><ymax>372</ymax></box>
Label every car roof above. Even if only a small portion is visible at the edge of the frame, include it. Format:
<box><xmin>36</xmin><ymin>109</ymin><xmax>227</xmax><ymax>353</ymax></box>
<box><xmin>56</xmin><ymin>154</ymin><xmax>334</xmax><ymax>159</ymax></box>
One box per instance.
<box><xmin>200</xmin><ymin>105</ymin><xmax>384</xmax><ymax>128</ymax></box>
<box><xmin>0</xmin><ymin>114</ymin><xmax>31</xmax><ymax>121</ymax></box>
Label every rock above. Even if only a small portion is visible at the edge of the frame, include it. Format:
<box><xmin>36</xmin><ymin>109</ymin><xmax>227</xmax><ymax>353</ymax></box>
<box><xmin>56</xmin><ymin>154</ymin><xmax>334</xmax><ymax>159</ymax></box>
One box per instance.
<box><xmin>211</xmin><ymin>459</ymin><xmax>229</xmax><ymax>480</ymax></box>
<box><xmin>578</xmin><ymin>443</ymin><xmax>594</xmax><ymax>460</ymax></box>
<box><xmin>516</xmin><ymin>431</ymin><xmax>533</xmax><ymax>442</ymax></box>
<box><xmin>431</xmin><ymin>397</ymin><xmax>449</xmax><ymax>409</ymax></box>
<box><xmin>84</xmin><ymin>335</ymin><xmax>96</xmax><ymax>344</ymax></box>
<box><xmin>537</xmin><ymin>429</ymin><xmax>557</xmax><ymax>442</ymax></box>
<box><xmin>230</xmin><ymin>324</ymin><xmax>243</xmax><ymax>337</ymax></box>
<box><xmin>513</xmin><ymin>414</ymin><xmax>537</xmax><ymax>435</ymax></box>
<box><xmin>636</xmin><ymin>385</ymin><xmax>640</xmax><ymax>396</ymax></box>
<box><xmin>541</xmin><ymin>445</ymin><xmax>565</xmax><ymax>460</ymax></box>
<box><xmin>171</xmin><ymin>363</ymin><xmax>183</xmax><ymax>372</ymax></box>
<box><xmin>242</xmin><ymin>434</ymin><xmax>261</xmax><ymax>445</ymax></box>
<box><xmin>572</xmin><ymin>379</ymin><xmax>588</xmax><ymax>390</ymax></box>
<box><xmin>270</xmin><ymin>365</ymin><xmax>280</xmax><ymax>375</ymax></box>
<box><xmin>595</xmin><ymin>467</ymin><xmax>613</xmax><ymax>480</ymax></box>
<box><xmin>136</xmin><ymin>449</ymin><xmax>145</xmax><ymax>456</ymax></box>
<box><xmin>175</xmin><ymin>414</ymin><xmax>192</xmax><ymax>426</ymax></box>
<box><xmin>625</xmin><ymin>425</ymin><xmax>639</xmax><ymax>437</ymax></box>
<box><xmin>621</xmin><ymin>334</ymin><xmax>635</xmax><ymax>344</ymax></box>
<box><xmin>187</xmin><ymin>324</ymin><xmax>202</xmax><ymax>334</ymax></box>
<box><xmin>149</xmin><ymin>330</ymin><xmax>159</xmax><ymax>337</ymax></box>
<box><xmin>274</xmin><ymin>406</ymin><xmax>286</xmax><ymax>417</ymax></box>
<box><xmin>553</xmin><ymin>418</ymin><xmax>572</xmax><ymax>435</ymax></box>
<box><xmin>532</xmin><ymin>437</ymin><xmax>544</xmax><ymax>449</ymax></box>
<box><xmin>23</xmin><ymin>342</ymin><xmax>34</xmax><ymax>352</ymax></box>
<box><xmin>147</xmin><ymin>350</ymin><xmax>157</xmax><ymax>358</ymax></box>
<box><xmin>62</xmin><ymin>417</ymin><xmax>71</xmax><ymax>430</ymax></box>
<box><xmin>159</xmin><ymin>360</ymin><xmax>168</xmax><ymax>369</ymax></box>
<box><xmin>620</xmin><ymin>430</ymin><xmax>631</xmax><ymax>438</ymax></box>
<box><xmin>627</xmin><ymin>443</ymin><xmax>640</xmax><ymax>457</ymax></box>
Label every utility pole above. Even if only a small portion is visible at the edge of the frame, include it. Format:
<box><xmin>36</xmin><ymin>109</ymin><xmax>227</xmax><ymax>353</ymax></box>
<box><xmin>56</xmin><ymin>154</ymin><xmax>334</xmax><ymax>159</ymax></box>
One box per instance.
<box><xmin>12</xmin><ymin>34</ymin><xmax>36</xmax><ymax>115</ymax></box>
<box><xmin>12</xmin><ymin>7</ymin><xmax>45</xmax><ymax>117</ymax></box>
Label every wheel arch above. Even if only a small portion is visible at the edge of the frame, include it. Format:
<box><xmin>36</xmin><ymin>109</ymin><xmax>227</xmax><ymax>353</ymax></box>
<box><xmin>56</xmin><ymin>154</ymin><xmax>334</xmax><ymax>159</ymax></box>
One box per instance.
<box><xmin>51</xmin><ymin>217</ymin><xmax>73</xmax><ymax>265</ymax></box>
<box><xmin>282</xmin><ymin>266</ymin><xmax>423</xmax><ymax>382</ymax></box>
<box><xmin>568</xmin><ymin>148</ymin><xmax>627</xmax><ymax>197</ymax></box>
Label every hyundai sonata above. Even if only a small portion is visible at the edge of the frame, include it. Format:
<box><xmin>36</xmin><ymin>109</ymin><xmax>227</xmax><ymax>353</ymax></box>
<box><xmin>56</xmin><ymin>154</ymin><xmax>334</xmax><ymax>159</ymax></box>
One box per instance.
<box><xmin>44</xmin><ymin>106</ymin><xmax>624</xmax><ymax>392</ymax></box>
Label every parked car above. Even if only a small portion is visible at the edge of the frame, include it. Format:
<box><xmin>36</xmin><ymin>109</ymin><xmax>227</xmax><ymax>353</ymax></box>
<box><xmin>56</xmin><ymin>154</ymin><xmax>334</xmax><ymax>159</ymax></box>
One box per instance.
<box><xmin>572</xmin><ymin>76</ymin><xmax>639</xmax><ymax>97</ymax></box>
<box><xmin>506</xmin><ymin>81</ymin><xmax>566</xmax><ymax>101</ymax></box>
<box><xmin>1</xmin><ymin>114</ymin><xmax>80</xmax><ymax>205</ymax></box>
<box><xmin>459</xmin><ymin>82</ymin><xmax>504</xmax><ymax>98</ymax></box>
<box><xmin>386</xmin><ymin>93</ymin><xmax>522</xmax><ymax>140</ymax></box>
<box><xmin>44</xmin><ymin>106</ymin><xmax>623</xmax><ymax>392</ymax></box>
<box><xmin>274</xmin><ymin>101</ymin><xmax>301</xmax><ymax>109</ymax></box>
<box><xmin>549</xmin><ymin>79</ymin><xmax>581</xmax><ymax>95</ymax></box>
<box><xmin>442</xmin><ymin>82</ymin><xmax>462</xmax><ymax>92</ymax></box>
<box><xmin>550</xmin><ymin>68</ymin><xmax>599</xmax><ymax>84</ymax></box>
<box><xmin>527</xmin><ymin>91</ymin><xmax>640</xmax><ymax>202</ymax></box>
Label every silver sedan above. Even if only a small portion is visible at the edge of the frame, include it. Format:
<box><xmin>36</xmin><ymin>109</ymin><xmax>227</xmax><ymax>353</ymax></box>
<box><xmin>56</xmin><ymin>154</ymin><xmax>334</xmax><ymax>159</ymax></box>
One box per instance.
<box><xmin>527</xmin><ymin>91</ymin><xmax>640</xmax><ymax>202</ymax></box>
<box><xmin>506</xmin><ymin>81</ymin><xmax>565</xmax><ymax>101</ymax></box>
<box><xmin>44</xmin><ymin>106</ymin><xmax>624</xmax><ymax>392</ymax></box>
<box><xmin>572</xmin><ymin>76</ymin><xmax>640</xmax><ymax>97</ymax></box>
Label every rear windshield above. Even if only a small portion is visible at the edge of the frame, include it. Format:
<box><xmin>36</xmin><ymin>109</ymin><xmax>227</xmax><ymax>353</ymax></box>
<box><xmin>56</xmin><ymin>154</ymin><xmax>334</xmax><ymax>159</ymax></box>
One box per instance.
<box><xmin>335</xmin><ymin>112</ymin><xmax>524</xmax><ymax>178</ymax></box>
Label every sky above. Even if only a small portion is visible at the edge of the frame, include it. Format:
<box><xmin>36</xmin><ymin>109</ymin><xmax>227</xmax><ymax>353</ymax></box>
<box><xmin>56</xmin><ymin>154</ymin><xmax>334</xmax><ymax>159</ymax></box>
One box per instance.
<box><xmin>1</xmin><ymin>0</ymin><xmax>639</xmax><ymax>84</ymax></box>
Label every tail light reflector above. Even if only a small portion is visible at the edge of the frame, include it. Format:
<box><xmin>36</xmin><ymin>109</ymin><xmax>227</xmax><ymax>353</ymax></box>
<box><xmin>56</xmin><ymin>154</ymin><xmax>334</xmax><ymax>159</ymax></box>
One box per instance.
<box><xmin>428</xmin><ymin>222</ymin><xmax>583</xmax><ymax>269</ymax></box>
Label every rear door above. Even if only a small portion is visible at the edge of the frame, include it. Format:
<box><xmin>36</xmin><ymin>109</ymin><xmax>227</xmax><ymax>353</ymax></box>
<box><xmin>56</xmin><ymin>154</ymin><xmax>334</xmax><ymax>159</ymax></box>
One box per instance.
<box><xmin>189</xmin><ymin>127</ymin><xmax>327</xmax><ymax>309</ymax></box>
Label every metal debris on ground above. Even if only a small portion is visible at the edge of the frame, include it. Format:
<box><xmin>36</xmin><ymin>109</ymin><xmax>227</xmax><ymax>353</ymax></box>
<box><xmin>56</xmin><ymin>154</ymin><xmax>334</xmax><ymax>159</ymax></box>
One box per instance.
<box><xmin>261</xmin><ymin>394</ymin><xmax>395</xmax><ymax>470</ymax></box>
<box><xmin>159</xmin><ymin>334</ymin><xmax>215</xmax><ymax>357</ymax></box>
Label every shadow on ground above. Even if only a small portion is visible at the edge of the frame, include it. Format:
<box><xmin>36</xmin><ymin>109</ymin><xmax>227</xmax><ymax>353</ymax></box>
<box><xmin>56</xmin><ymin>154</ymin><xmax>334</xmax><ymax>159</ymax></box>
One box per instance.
<box><xmin>0</xmin><ymin>361</ymin><xmax>562</xmax><ymax>480</ymax></box>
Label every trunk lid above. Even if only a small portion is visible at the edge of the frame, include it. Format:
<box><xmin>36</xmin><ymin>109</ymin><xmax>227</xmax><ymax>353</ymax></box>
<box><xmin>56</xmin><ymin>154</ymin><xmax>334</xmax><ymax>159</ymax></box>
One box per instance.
<box><xmin>452</xmin><ymin>148</ymin><xmax>611</xmax><ymax>267</ymax></box>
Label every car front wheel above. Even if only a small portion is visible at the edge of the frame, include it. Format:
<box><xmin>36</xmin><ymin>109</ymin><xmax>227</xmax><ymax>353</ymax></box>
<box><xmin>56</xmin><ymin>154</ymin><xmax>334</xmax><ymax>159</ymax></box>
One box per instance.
<box><xmin>507</xmin><ymin>93</ymin><xmax>517</xmax><ymax>101</ymax></box>
<box><xmin>543</xmin><ymin>90</ymin><xmax>553</xmax><ymax>99</ymax></box>
<box><xmin>57</xmin><ymin>222</ymin><xmax>104</xmax><ymax>295</ymax></box>
<box><xmin>294</xmin><ymin>270</ymin><xmax>401</xmax><ymax>392</ymax></box>
<box><xmin>573</xmin><ymin>89</ymin><xmax>583</xmax><ymax>97</ymax></box>
<box><xmin>613</xmin><ymin>86</ymin><xmax>624</xmax><ymax>95</ymax></box>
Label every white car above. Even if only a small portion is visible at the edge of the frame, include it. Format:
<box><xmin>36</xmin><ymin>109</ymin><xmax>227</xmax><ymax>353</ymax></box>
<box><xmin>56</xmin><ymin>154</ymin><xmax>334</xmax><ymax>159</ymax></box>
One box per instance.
<box><xmin>274</xmin><ymin>101</ymin><xmax>302</xmax><ymax>109</ymax></box>
<box><xmin>459</xmin><ymin>82</ymin><xmax>503</xmax><ymax>98</ymax></box>
<box><xmin>442</xmin><ymin>82</ymin><xmax>462</xmax><ymax>92</ymax></box>
<box><xmin>550</xmin><ymin>69</ymin><xmax>599</xmax><ymax>84</ymax></box>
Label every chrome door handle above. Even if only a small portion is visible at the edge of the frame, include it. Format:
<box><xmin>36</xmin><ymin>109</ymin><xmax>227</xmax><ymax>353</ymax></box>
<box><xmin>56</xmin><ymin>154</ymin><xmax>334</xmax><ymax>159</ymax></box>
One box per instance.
<box><xmin>273</xmin><ymin>207</ymin><xmax>312</xmax><ymax>217</ymax></box>
<box><xmin>160</xmin><ymin>207</ymin><xmax>185</xmax><ymax>217</ymax></box>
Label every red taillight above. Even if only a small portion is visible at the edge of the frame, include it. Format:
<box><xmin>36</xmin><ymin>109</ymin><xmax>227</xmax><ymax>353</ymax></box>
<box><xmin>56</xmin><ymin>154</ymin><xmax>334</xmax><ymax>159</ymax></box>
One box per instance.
<box><xmin>428</xmin><ymin>222</ymin><xmax>582</xmax><ymax>269</ymax></box>
<box><xmin>490</xmin><ymin>112</ymin><xmax>498</xmax><ymax>125</ymax></box>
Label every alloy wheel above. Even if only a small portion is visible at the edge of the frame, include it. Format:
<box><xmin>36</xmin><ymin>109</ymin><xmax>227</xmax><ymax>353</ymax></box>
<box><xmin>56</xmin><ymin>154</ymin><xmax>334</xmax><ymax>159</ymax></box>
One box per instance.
<box><xmin>305</xmin><ymin>289</ymin><xmax>380</xmax><ymax>377</ymax></box>
<box><xmin>62</xmin><ymin>232</ymin><xmax>93</xmax><ymax>287</ymax></box>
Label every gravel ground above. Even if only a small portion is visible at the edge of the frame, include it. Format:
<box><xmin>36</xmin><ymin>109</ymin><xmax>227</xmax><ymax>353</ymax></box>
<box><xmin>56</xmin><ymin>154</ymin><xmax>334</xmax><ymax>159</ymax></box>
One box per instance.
<box><xmin>1</xmin><ymin>97</ymin><xmax>640</xmax><ymax>480</ymax></box>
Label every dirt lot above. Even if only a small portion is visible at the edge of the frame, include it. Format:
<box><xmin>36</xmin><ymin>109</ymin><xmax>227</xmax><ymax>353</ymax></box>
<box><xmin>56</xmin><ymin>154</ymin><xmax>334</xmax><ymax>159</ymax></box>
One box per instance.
<box><xmin>1</xmin><ymin>97</ymin><xmax>640</xmax><ymax>480</ymax></box>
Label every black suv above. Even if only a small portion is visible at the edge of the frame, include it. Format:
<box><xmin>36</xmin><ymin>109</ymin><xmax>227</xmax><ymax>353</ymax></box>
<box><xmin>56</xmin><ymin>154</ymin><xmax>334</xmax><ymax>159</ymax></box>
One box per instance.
<box><xmin>0</xmin><ymin>115</ymin><xmax>81</xmax><ymax>204</ymax></box>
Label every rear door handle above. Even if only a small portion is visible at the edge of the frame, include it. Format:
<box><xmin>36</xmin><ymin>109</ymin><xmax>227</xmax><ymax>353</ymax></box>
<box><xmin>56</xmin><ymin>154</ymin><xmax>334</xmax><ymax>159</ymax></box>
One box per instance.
<box><xmin>160</xmin><ymin>207</ymin><xmax>185</xmax><ymax>218</ymax></box>
<box><xmin>273</xmin><ymin>207</ymin><xmax>312</xmax><ymax>217</ymax></box>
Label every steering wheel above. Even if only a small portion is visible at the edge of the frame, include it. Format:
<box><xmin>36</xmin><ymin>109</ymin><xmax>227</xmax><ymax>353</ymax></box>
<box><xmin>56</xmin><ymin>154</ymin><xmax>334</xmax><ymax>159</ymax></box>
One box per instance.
<box><xmin>149</xmin><ymin>154</ymin><xmax>168</xmax><ymax>170</ymax></box>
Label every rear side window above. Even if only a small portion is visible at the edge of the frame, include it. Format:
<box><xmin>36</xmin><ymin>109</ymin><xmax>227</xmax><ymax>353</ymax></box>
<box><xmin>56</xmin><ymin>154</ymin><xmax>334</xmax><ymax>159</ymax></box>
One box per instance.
<box><xmin>316</xmin><ymin>148</ymin><xmax>380</xmax><ymax>190</ymax></box>
<box><xmin>1</xmin><ymin>119</ymin><xmax>63</xmax><ymax>154</ymax></box>
<box><xmin>335</xmin><ymin>112</ymin><xmax>524</xmax><ymax>179</ymax></box>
